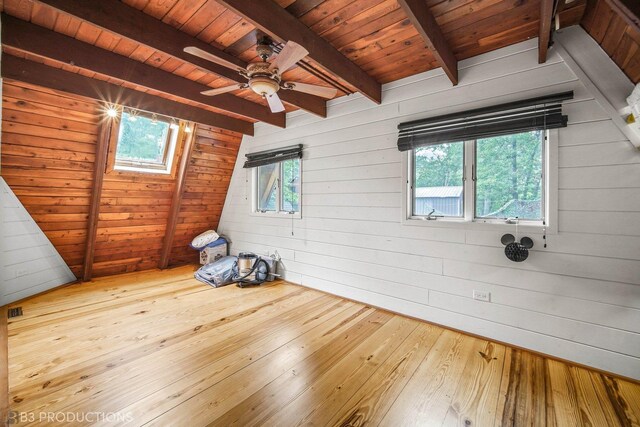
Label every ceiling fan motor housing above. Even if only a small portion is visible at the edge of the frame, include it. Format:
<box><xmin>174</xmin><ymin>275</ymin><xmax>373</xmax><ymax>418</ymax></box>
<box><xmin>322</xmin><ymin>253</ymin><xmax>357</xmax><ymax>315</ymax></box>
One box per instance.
<box><xmin>256</xmin><ymin>42</ymin><xmax>273</xmax><ymax>60</ymax></box>
<box><xmin>247</xmin><ymin>62</ymin><xmax>281</xmax><ymax>97</ymax></box>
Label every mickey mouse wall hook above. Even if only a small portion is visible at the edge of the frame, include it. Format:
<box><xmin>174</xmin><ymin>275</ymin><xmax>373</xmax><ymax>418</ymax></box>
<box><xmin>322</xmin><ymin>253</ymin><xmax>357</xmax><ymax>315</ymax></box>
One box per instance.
<box><xmin>501</xmin><ymin>234</ymin><xmax>534</xmax><ymax>262</ymax></box>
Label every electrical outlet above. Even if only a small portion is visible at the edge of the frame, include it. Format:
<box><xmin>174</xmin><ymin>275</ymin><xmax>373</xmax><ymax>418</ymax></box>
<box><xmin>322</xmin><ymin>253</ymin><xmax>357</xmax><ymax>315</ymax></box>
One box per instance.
<box><xmin>473</xmin><ymin>290</ymin><xmax>491</xmax><ymax>302</ymax></box>
<box><xmin>15</xmin><ymin>268</ymin><xmax>29</xmax><ymax>278</ymax></box>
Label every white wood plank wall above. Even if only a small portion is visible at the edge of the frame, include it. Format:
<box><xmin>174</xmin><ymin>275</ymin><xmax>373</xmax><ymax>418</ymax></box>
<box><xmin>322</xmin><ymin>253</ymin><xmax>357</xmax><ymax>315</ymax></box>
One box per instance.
<box><xmin>219</xmin><ymin>27</ymin><xmax>640</xmax><ymax>379</ymax></box>
<box><xmin>0</xmin><ymin>177</ymin><xmax>76</xmax><ymax>305</ymax></box>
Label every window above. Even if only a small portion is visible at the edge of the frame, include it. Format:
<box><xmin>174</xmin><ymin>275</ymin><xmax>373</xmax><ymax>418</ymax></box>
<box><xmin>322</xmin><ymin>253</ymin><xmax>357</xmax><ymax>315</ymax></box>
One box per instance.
<box><xmin>112</xmin><ymin>108</ymin><xmax>180</xmax><ymax>174</ymax></box>
<box><xmin>400</xmin><ymin>92</ymin><xmax>571</xmax><ymax>228</ymax></box>
<box><xmin>411</xmin><ymin>142</ymin><xmax>464</xmax><ymax>218</ymax></box>
<box><xmin>254</xmin><ymin>158</ymin><xmax>301</xmax><ymax>216</ymax></box>
<box><xmin>475</xmin><ymin>130</ymin><xmax>544</xmax><ymax>221</ymax></box>
<box><xmin>407</xmin><ymin>130</ymin><xmax>547</xmax><ymax>225</ymax></box>
<box><xmin>256</xmin><ymin>163</ymin><xmax>278</xmax><ymax>212</ymax></box>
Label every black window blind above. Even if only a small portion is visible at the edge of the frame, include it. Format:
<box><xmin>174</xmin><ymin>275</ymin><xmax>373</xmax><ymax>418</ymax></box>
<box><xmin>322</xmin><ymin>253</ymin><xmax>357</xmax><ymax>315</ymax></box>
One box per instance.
<box><xmin>243</xmin><ymin>144</ymin><xmax>303</xmax><ymax>168</ymax></box>
<box><xmin>397</xmin><ymin>91</ymin><xmax>574</xmax><ymax>152</ymax></box>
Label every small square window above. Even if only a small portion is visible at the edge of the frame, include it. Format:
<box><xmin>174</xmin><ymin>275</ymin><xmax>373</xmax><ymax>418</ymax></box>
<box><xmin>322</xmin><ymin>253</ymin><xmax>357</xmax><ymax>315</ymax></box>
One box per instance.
<box><xmin>112</xmin><ymin>109</ymin><xmax>179</xmax><ymax>174</ymax></box>
<box><xmin>411</xmin><ymin>142</ymin><xmax>464</xmax><ymax>218</ymax></box>
<box><xmin>254</xmin><ymin>158</ymin><xmax>301</xmax><ymax>216</ymax></box>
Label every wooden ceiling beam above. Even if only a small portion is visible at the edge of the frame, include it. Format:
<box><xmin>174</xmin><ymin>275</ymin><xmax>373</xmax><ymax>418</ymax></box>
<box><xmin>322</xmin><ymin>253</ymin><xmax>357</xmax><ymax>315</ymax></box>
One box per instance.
<box><xmin>396</xmin><ymin>0</ymin><xmax>458</xmax><ymax>85</ymax></box>
<box><xmin>36</xmin><ymin>0</ymin><xmax>327</xmax><ymax>117</ymax></box>
<box><xmin>1</xmin><ymin>14</ymin><xmax>284</xmax><ymax>128</ymax></box>
<box><xmin>539</xmin><ymin>0</ymin><xmax>555</xmax><ymax>63</ymax></box>
<box><xmin>216</xmin><ymin>0</ymin><xmax>382</xmax><ymax>104</ymax></box>
<box><xmin>159</xmin><ymin>125</ymin><xmax>197</xmax><ymax>270</ymax></box>
<box><xmin>1</xmin><ymin>54</ymin><xmax>254</xmax><ymax>135</ymax></box>
<box><xmin>82</xmin><ymin>122</ymin><xmax>111</xmax><ymax>282</ymax></box>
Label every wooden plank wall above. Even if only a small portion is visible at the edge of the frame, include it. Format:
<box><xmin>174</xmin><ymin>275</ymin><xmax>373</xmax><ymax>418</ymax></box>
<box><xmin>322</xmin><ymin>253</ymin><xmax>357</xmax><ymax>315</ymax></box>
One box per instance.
<box><xmin>93</xmin><ymin>172</ymin><xmax>176</xmax><ymax>277</ymax></box>
<box><xmin>1</xmin><ymin>81</ymin><xmax>100</xmax><ymax>278</ymax></box>
<box><xmin>218</xmin><ymin>34</ymin><xmax>640</xmax><ymax>380</ymax></box>
<box><xmin>169</xmin><ymin>126</ymin><xmax>240</xmax><ymax>265</ymax></box>
<box><xmin>582</xmin><ymin>0</ymin><xmax>640</xmax><ymax>83</ymax></box>
<box><xmin>1</xmin><ymin>80</ymin><xmax>241</xmax><ymax>279</ymax></box>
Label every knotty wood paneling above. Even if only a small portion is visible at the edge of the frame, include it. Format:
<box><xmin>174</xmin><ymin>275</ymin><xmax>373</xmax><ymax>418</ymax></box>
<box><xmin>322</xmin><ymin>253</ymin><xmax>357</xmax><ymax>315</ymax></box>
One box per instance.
<box><xmin>1</xmin><ymin>80</ymin><xmax>240</xmax><ymax>280</ymax></box>
<box><xmin>1</xmin><ymin>80</ymin><xmax>100</xmax><ymax>277</ymax></box>
<box><xmin>218</xmin><ymin>34</ymin><xmax>640</xmax><ymax>380</ymax></box>
<box><xmin>169</xmin><ymin>125</ymin><xmax>241</xmax><ymax>266</ymax></box>
<box><xmin>582</xmin><ymin>0</ymin><xmax>640</xmax><ymax>83</ymax></box>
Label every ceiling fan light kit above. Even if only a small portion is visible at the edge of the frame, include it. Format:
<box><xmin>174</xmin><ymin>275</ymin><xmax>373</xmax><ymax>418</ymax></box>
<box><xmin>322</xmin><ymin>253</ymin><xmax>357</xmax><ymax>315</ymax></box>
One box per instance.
<box><xmin>246</xmin><ymin>62</ymin><xmax>281</xmax><ymax>97</ymax></box>
<box><xmin>184</xmin><ymin>37</ymin><xmax>338</xmax><ymax>114</ymax></box>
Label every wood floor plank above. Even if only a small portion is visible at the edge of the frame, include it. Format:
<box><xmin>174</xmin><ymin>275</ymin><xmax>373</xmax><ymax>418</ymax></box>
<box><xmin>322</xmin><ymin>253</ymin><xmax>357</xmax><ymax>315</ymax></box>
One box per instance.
<box><xmin>441</xmin><ymin>341</ymin><xmax>507</xmax><ymax>426</ymax></box>
<box><xmin>203</xmin><ymin>310</ymin><xmax>394</xmax><ymax>427</ymax></box>
<box><xmin>9</xmin><ymin>284</ymin><xmax>305</xmax><ymax>390</ymax></box>
<box><xmin>500</xmin><ymin>350</ymin><xmax>549</xmax><ymax>426</ymax></box>
<box><xmin>141</xmin><ymin>305</ymin><xmax>379</xmax><ymax>426</ymax></box>
<box><xmin>5</xmin><ymin>267</ymin><xmax>640</xmax><ymax>427</ymax></box>
<box><xmin>9</xmin><ymin>281</ymin><xmax>298</xmax><ymax>358</ymax></box>
<box><xmin>109</xmin><ymin>300</ymin><xmax>357</xmax><ymax>422</ymax></box>
<box><xmin>261</xmin><ymin>315</ymin><xmax>419</xmax><ymax>426</ymax></box>
<box><xmin>609</xmin><ymin>376</ymin><xmax>640</xmax><ymax>426</ymax></box>
<box><xmin>10</xmin><ymin>287</ymin><xmax>319</xmax><ymax>413</ymax></box>
<box><xmin>587</xmin><ymin>371</ymin><xmax>631</xmax><ymax>426</ymax></box>
<box><xmin>379</xmin><ymin>329</ymin><xmax>483</xmax><ymax>426</ymax></box>
<box><xmin>494</xmin><ymin>346</ymin><xmax>514</xmax><ymax>427</ymax></box>
<box><xmin>318</xmin><ymin>322</ymin><xmax>443</xmax><ymax>427</ymax></box>
<box><xmin>547</xmin><ymin>359</ymin><xmax>584</xmax><ymax>427</ymax></box>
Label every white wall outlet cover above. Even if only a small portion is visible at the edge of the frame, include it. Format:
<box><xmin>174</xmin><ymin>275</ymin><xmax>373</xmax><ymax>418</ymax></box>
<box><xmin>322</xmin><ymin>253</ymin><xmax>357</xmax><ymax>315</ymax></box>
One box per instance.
<box><xmin>15</xmin><ymin>268</ymin><xmax>29</xmax><ymax>278</ymax></box>
<box><xmin>473</xmin><ymin>290</ymin><xmax>491</xmax><ymax>302</ymax></box>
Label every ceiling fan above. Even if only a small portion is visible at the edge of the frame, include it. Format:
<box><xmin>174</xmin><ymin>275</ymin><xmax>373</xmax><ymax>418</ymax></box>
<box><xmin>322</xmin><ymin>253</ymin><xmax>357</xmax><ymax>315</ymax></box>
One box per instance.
<box><xmin>184</xmin><ymin>37</ymin><xmax>338</xmax><ymax>113</ymax></box>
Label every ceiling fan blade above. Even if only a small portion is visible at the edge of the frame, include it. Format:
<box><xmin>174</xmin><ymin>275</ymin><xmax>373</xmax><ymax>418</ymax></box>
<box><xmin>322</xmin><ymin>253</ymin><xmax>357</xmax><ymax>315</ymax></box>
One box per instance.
<box><xmin>266</xmin><ymin>93</ymin><xmax>285</xmax><ymax>113</ymax></box>
<box><xmin>269</xmin><ymin>41</ymin><xmax>309</xmax><ymax>74</ymax></box>
<box><xmin>200</xmin><ymin>84</ymin><xmax>244</xmax><ymax>96</ymax></box>
<box><xmin>184</xmin><ymin>46</ymin><xmax>242</xmax><ymax>71</ymax></box>
<box><xmin>284</xmin><ymin>81</ymin><xmax>338</xmax><ymax>99</ymax></box>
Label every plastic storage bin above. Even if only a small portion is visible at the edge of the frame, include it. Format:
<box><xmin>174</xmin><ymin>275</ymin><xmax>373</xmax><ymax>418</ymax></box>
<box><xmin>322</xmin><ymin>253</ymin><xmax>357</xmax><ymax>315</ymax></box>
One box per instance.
<box><xmin>199</xmin><ymin>237</ymin><xmax>228</xmax><ymax>265</ymax></box>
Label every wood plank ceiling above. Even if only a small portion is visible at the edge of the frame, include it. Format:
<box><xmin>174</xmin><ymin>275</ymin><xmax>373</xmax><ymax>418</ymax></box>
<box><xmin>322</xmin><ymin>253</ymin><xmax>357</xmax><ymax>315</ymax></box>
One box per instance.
<box><xmin>0</xmin><ymin>0</ymin><xmax>635</xmax><ymax>134</ymax></box>
<box><xmin>0</xmin><ymin>0</ymin><xmax>593</xmax><ymax>132</ymax></box>
<box><xmin>581</xmin><ymin>0</ymin><xmax>640</xmax><ymax>83</ymax></box>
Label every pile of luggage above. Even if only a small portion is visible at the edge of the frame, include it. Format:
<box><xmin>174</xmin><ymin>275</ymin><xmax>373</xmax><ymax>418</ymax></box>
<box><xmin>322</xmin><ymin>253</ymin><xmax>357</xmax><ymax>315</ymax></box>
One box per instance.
<box><xmin>194</xmin><ymin>253</ymin><xmax>278</xmax><ymax>288</ymax></box>
<box><xmin>190</xmin><ymin>230</ymin><xmax>278</xmax><ymax>288</ymax></box>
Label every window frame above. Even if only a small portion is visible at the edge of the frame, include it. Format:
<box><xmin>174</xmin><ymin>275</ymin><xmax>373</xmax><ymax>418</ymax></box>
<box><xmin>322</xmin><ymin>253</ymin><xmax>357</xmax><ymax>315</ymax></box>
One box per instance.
<box><xmin>407</xmin><ymin>142</ymin><xmax>466</xmax><ymax>221</ymax></box>
<box><xmin>402</xmin><ymin>129</ymin><xmax>558</xmax><ymax>234</ymax></box>
<box><xmin>105</xmin><ymin>109</ymin><xmax>186</xmax><ymax>177</ymax></box>
<box><xmin>250</xmin><ymin>158</ymin><xmax>302</xmax><ymax>219</ymax></box>
<box><xmin>473</xmin><ymin>130</ymin><xmax>546</xmax><ymax>226</ymax></box>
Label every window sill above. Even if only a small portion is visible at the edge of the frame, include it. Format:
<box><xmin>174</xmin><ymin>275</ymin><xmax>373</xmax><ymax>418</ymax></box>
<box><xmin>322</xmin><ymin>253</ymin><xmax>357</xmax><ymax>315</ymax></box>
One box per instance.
<box><xmin>250</xmin><ymin>211</ymin><xmax>302</xmax><ymax>220</ymax></box>
<box><xmin>402</xmin><ymin>216</ymin><xmax>552</xmax><ymax>234</ymax></box>
<box><xmin>114</xmin><ymin>165</ymin><xmax>171</xmax><ymax>175</ymax></box>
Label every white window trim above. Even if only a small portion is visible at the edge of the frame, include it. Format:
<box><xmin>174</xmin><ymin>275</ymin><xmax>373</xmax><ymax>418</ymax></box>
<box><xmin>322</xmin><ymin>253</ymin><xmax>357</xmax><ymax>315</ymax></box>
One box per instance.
<box><xmin>401</xmin><ymin>129</ymin><xmax>558</xmax><ymax>234</ymax></box>
<box><xmin>250</xmin><ymin>160</ymin><xmax>302</xmax><ymax>219</ymax></box>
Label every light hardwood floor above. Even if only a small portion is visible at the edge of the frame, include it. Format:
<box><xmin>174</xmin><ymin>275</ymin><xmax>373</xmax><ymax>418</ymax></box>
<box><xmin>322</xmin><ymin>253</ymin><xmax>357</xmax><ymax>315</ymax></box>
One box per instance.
<box><xmin>4</xmin><ymin>265</ymin><xmax>640</xmax><ymax>426</ymax></box>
